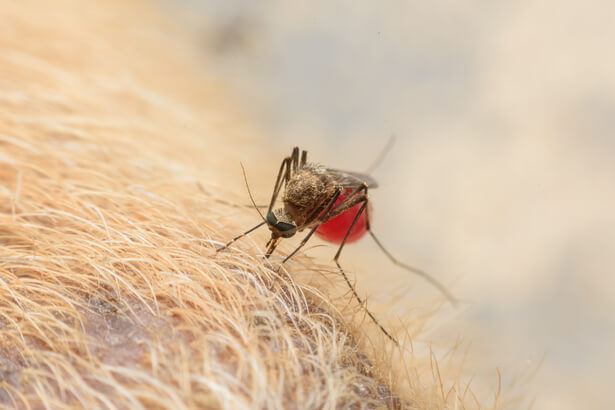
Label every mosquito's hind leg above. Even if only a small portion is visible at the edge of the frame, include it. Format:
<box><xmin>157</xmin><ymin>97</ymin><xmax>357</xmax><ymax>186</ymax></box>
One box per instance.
<box><xmin>331</xmin><ymin>187</ymin><xmax>398</xmax><ymax>345</ymax></box>
<box><xmin>363</xmin><ymin>192</ymin><xmax>458</xmax><ymax>306</ymax></box>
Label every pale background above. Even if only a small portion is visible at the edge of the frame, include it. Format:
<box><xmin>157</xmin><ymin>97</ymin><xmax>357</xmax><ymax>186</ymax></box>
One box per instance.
<box><xmin>163</xmin><ymin>1</ymin><xmax>615</xmax><ymax>408</ymax></box>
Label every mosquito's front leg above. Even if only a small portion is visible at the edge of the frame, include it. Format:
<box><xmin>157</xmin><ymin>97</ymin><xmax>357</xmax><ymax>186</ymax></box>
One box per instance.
<box><xmin>216</xmin><ymin>221</ymin><xmax>266</xmax><ymax>252</ymax></box>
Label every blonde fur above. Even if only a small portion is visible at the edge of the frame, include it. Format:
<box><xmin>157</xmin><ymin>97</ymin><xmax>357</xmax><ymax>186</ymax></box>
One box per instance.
<box><xmin>0</xmin><ymin>1</ymin><xmax>495</xmax><ymax>408</ymax></box>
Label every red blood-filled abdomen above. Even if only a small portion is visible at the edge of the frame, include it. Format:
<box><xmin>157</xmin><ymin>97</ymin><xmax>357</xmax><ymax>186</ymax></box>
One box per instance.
<box><xmin>315</xmin><ymin>189</ymin><xmax>371</xmax><ymax>244</ymax></box>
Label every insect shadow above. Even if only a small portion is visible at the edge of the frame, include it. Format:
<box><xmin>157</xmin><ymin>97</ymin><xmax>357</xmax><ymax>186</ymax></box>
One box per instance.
<box><xmin>217</xmin><ymin>146</ymin><xmax>457</xmax><ymax>345</ymax></box>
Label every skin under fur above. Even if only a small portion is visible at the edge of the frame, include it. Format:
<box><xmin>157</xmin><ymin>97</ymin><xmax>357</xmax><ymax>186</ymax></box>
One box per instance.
<box><xmin>0</xmin><ymin>1</ymin><xmax>495</xmax><ymax>408</ymax></box>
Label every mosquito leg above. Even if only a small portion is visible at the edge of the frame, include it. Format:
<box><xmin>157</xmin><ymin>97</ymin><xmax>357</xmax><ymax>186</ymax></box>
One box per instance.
<box><xmin>302</xmin><ymin>183</ymin><xmax>366</xmax><ymax>229</ymax></box>
<box><xmin>278</xmin><ymin>227</ymin><xmax>318</xmax><ymax>266</ymax></box>
<box><xmin>334</xmin><ymin>259</ymin><xmax>398</xmax><ymax>345</ymax></box>
<box><xmin>291</xmin><ymin>146</ymin><xmax>300</xmax><ymax>173</ymax></box>
<box><xmin>367</xmin><ymin>231</ymin><xmax>458</xmax><ymax>305</ymax></box>
<box><xmin>332</xmin><ymin>184</ymin><xmax>369</xmax><ymax>261</ymax></box>
<box><xmin>317</xmin><ymin>186</ymin><xmax>364</xmax><ymax>221</ymax></box>
<box><xmin>331</xmin><ymin>189</ymin><xmax>398</xmax><ymax>345</ymax></box>
<box><xmin>268</xmin><ymin>157</ymin><xmax>292</xmax><ymax>214</ymax></box>
<box><xmin>216</xmin><ymin>221</ymin><xmax>266</xmax><ymax>252</ymax></box>
<box><xmin>269</xmin><ymin>148</ymin><xmax>302</xmax><ymax>214</ymax></box>
<box><xmin>284</xmin><ymin>155</ymin><xmax>292</xmax><ymax>190</ymax></box>
<box><xmin>363</xmin><ymin>192</ymin><xmax>458</xmax><ymax>306</ymax></box>
<box><xmin>300</xmin><ymin>150</ymin><xmax>307</xmax><ymax>167</ymax></box>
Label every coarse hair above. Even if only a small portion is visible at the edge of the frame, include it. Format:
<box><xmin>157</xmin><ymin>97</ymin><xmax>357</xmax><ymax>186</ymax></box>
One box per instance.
<box><xmin>0</xmin><ymin>1</ymin><xmax>499</xmax><ymax>408</ymax></box>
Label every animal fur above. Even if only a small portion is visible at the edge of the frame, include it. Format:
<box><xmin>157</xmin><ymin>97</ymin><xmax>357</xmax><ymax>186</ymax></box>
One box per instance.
<box><xmin>0</xmin><ymin>1</ymin><xmax>494</xmax><ymax>408</ymax></box>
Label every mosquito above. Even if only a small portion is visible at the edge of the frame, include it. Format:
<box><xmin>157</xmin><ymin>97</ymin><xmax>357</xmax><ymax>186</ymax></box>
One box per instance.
<box><xmin>217</xmin><ymin>147</ymin><xmax>457</xmax><ymax>345</ymax></box>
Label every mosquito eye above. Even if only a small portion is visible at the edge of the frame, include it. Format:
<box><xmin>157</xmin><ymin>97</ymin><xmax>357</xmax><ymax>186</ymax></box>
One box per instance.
<box><xmin>266</xmin><ymin>212</ymin><xmax>277</xmax><ymax>225</ymax></box>
<box><xmin>276</xmin><ymin>222</ymin><xmax>296</xmax><ymax>237</ymax></box>
<box><xmin>276</xmin><ymin>222</ymin><xmax>295</xmax><ymax>232</ymax></box>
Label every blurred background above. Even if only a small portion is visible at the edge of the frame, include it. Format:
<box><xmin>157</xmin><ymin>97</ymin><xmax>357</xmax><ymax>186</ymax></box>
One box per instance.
<box><xmin>161</xmin><ymin>1</ymin><xmax>615</xmax><ymax>408</ymax></box>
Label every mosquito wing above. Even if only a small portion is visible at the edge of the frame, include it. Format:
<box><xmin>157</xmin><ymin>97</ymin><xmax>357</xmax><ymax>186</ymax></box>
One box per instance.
<box><xmin>326</xmin><ymin>168</ymin><xmax>379</xmax><ymax>189</ymax></box>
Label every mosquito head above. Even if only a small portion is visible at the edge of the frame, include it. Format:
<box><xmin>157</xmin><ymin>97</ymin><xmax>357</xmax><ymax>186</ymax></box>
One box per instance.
<box><xmin>266</xmin><ymin>209</ymin><xmax>297</xmax><ymax>239</ymax></box>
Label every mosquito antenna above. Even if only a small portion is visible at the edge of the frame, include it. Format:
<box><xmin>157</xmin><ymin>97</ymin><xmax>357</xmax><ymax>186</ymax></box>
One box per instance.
<box><xmin>241</xmin><ymin>162</ymin><xmax>266</xmax><ymax>223</ymax></box>
<box><xmin>365</xmin><ymin>134</ymin><xmax>396</xmax><ymax>175</ymax></box>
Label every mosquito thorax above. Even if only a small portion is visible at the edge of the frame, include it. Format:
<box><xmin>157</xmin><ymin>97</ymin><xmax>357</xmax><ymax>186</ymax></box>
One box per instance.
<box><xmin>266</xmin><ymin>209</ymin><xmax>297</xmax><ymax>238</ymax></box>
<box><xmin>283</xmin><ymin>165</ymin><xmax>337</xmax><ymax>227</ymax></box>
